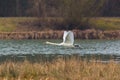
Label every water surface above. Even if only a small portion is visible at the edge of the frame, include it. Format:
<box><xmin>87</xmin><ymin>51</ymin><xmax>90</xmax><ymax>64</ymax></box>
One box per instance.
<box><xmin>0</xmin><ymin>39</ymin><xmax>120</xmax><ymax>55</ymax></box>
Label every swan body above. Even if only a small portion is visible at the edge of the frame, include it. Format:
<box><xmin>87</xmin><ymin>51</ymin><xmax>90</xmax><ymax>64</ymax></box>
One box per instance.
<box><xmin>46</xmin><ymin>31</ymin><xmax>81</xmax><ymax>48</ymax></box>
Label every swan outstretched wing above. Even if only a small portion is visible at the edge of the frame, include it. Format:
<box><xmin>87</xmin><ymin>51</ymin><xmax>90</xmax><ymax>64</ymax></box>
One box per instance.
<box><xmin>63</xmin><ymin>31</ymin><xmax>69</xmax><ymax>43</ymax></box>
<box><xmin>63</xmin><ymin>31</ymin><xmax>74</xmax><ymax>45</ymax></box>
<box><xmin>46</xmin><ymin>31</ymin><xmax>76</xmax><ymax>47</ymax></box>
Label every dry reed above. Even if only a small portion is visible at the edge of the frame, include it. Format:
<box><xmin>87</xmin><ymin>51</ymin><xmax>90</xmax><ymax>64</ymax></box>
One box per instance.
<box><xmin>0</xmin><ymin>58</ymin><xmax>120</xmax><ymax>80</ymax></box>
<box><xmin>0</xmin><ymin>29</ymin><xmax>119</xmax><ymax>39</ymax></box>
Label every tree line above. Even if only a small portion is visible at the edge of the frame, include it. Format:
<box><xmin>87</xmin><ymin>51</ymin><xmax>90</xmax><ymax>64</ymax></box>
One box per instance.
<box><xmin>0</xmin><ymin>0</ymin><xmax>119</xmax><ymax>30</ymax></box>
<box><xmin>0</xmin><ymin>0</ymin><xmax>119</xmax><ymax>17</ymax></box>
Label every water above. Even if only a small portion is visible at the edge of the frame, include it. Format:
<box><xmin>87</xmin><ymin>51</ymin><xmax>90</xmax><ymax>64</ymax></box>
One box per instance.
<box><xmin>0</xmin><ymin>39</ymin><xmax>120</xmax><ymax>55</ymax></box>
<box><xmin>0</xmin><ymin>39</ymin><xmax>120</xmax><ymax>62</ymax></box>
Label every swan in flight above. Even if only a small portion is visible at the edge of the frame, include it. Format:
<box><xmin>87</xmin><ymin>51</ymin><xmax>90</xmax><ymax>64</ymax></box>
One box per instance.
<box><xmin>46</xmin><ymin>31</ymin><xmax>81</xmax><ymax>48</ymax></box>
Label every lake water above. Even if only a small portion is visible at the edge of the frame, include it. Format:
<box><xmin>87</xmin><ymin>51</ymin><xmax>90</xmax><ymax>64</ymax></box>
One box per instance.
<box><xmin>0</xmin><ymin>39</ymin><xmax>120</xmax><ymax>62</ymax></box>
<box><xmin>0</xmin><ymin>39</ymin><xmax>120</xmax><ymax>55</ymax></box>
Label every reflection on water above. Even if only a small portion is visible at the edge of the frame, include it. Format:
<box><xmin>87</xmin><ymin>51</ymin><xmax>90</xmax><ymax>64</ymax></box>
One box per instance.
<box><xmin>0</xmin><ymin>39</ymin><xmax>120</xmax><ymax>62</ymax></box>
<box><xmin>0</xmin><ymin>54</ymin><xmax>120</xmax><ymax>63</ymax></box>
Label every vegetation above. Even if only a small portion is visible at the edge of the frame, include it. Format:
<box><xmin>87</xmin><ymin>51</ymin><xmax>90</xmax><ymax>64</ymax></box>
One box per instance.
<box><xmin>0</xmin><ymin>0</ymin><xmax>119</xmax><ymax>30</ymax></box>
<box><xmin>62</xmin><ymin>0</ymin><xmax>108</xmax><ymax>29</ymax></box>
<box><xmin>0</xmin><ymin>17</ymin><xmax>39</xmax><ymax>32</ymax></box>
<box><xmin>0</xmin><ymin>0</ymin><xmax>119</xmax><ymax>17</ymax></box>
<box><xmin>89</xmin><ymin>17</ymin><xmax>120</xmax><ymax>30</ymax></box>
<box><xmin>0</xmin><ymin>17</ymin><xmax>119</xmax><ymax>32</ymax></box>
<box><xmin>0</xmin><ymin>58</ymin><xmax>120</xmax><ymax>80</ymax></box>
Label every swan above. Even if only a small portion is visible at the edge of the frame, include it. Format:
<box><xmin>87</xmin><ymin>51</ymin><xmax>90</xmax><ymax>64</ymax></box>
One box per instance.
<box><xmin>46</xmin><ymin>31</ymin><xmax>81</xmax><ymax>48</ymax></box>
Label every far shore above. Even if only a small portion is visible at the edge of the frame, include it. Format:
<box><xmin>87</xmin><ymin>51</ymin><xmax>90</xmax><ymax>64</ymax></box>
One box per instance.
<box><xmin>0</xmin><ymin>29</ymin><xmax>119</xmax><ymax>39</ymax></box>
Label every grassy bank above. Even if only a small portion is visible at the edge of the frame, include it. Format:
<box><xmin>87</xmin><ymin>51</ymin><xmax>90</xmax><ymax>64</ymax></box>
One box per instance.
<box><xmin>0</xmin><ymin>58</ymin><xmax>119</xmax><ymax>80</ymax></box>
<box><xmin>0</xmin><ymin>17</ymin><xmax>120</xmax><ymax>32</ymax></box>
<box><xmin>89</xmin><ymin>17</ymin><xmax>120</xmax><ymax>30</ymax></box>
<box><xmin>0</xmin><ymin>17</ymin><xmax>40</xmax><ymax>32</ymax></box>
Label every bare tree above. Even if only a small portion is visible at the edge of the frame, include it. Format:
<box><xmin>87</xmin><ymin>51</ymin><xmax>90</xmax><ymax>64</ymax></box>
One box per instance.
<box><xmin>16</xmin><ymin>0</ymin><xmax>21</xmax><ymax>16</ymax></box>
<box><xmin>62</xmin><ymin>0</ymin><xmax>107</xmax><ymax>29</ymax></box>
<box><xmin>33</xmin><ymin>0</ymin><xmax>47</xmax><ymax>17</ymax></box>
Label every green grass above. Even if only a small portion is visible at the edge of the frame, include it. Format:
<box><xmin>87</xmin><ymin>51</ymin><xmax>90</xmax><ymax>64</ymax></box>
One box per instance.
<box><xmin>0</xmin><ymin>18</ymin><xmax>16</xmax><ymax>32</ymax></box>
<box><xmin>0</xmin><ymin>17</ymin><xmax>63</xmax><ymax>32</ymax></box>
<box><xmin>89</xmin><ymin>17</ymin><xmax>120</xmax><ymax>30</ymax></box>
<box><xmin>0</xmin><ymin>17</ymin><xmax>119</xmax><ymax>32</ymax></box>
<box><xmin>0</xmin><ymin>17</ymin><xmax>40</xmax><ymax>32</ymax></box>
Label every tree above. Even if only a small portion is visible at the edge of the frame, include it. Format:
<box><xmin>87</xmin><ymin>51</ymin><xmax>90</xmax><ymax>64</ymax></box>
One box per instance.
<box><xmin>103</xmin><ymin>0</ymin><xmax>120</xmax><ymax>16</ymax></box>
<box><xmin>16</xmin><ymin>0</ymin><xmax>21</xmax><ymax>16</ymax></box>
<box><xmin>62</xmin><ymin>0</ymin><xmax>107</xmax><ymax>29</ymax></box>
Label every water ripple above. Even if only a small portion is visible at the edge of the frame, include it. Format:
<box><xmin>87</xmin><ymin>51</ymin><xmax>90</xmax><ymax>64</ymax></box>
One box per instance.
<box><xmin>0</xmin><ymin>40</ymin><xmax>120</xmax><ymax>55</ymax></box>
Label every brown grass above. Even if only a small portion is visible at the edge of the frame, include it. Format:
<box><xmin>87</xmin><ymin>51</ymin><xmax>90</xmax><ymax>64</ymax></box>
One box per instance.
<box><xmin>0</xmin><ymin>58</ymin><xmax>120</xmax><ymax>80</ymax></box>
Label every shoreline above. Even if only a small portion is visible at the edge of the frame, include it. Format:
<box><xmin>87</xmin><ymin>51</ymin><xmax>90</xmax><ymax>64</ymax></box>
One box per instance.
<box><xmin>0</xmin><ymin>54</ymin><xmax>119</xmax><ymax>63</ymax></box>
<box><xmin>0</xmin><ymin>29</ymin><xmax>119</xmax><ymax>39</ymax></box>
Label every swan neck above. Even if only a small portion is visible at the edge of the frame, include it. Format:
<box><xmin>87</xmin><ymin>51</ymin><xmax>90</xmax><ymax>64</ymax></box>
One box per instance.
<box><xmin>46</xmin><ymin>41</ymin><xmax>60</xmax><ymax>45</ymax></box>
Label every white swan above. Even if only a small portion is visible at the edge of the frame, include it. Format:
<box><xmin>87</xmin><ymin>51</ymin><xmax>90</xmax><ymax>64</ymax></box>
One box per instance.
<box><xmin>46</xmin><ymin>31</ymin><xmax>81</xmax><ymax>48</ymax></box>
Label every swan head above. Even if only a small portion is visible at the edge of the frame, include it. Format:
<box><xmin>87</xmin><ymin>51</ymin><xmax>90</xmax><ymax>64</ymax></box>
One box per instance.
<box><xmin>74</xmin><ymin>44</ymin><xmax>83</xmax><ymax>48</ymax></box>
